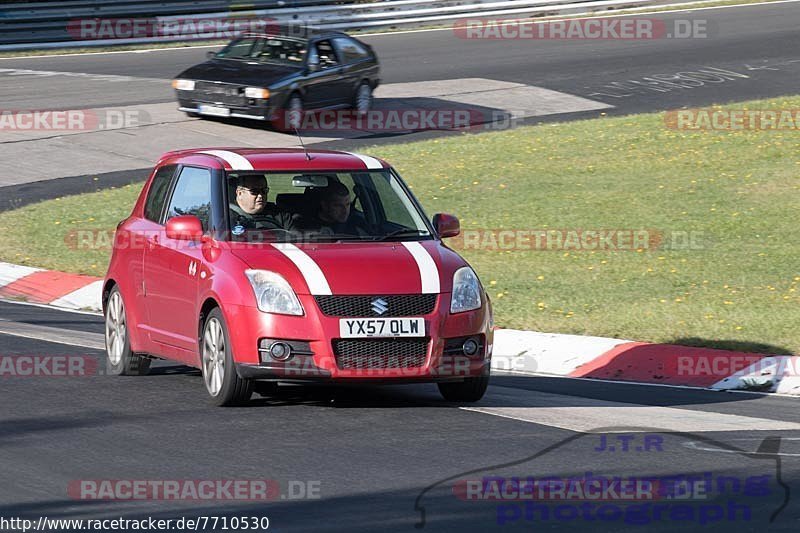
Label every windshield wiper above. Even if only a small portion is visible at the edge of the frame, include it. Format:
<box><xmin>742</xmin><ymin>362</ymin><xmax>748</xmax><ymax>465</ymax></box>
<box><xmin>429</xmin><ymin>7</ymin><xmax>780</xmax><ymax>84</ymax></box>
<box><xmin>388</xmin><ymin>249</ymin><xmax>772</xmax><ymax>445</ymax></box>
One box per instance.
<box><xmin>374</xmin><ymin>229</ymin><xmax>430</xmax><ymax>241</ymax></box>
<box><xmin>302</xmin><ymin>233</ymin><xmax>374</xmax><ymax>242</ymax></box>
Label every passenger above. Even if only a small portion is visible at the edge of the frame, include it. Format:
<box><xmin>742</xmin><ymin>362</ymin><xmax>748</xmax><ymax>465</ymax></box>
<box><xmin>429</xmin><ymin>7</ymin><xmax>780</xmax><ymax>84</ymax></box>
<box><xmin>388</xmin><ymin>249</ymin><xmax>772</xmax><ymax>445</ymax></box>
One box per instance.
<box><xmin>300</xmin><ymin>182</ymin><xmax>368</xmax><ymax>236</ymax></box>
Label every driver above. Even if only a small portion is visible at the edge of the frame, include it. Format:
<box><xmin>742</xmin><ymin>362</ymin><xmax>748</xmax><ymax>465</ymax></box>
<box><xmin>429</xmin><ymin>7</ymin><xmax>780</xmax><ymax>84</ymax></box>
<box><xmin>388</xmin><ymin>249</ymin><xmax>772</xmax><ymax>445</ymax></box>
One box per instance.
<box><xmin>230</xmin><ymin>175</ymin><xmax>295</xmax><ymax>232</ymax></box>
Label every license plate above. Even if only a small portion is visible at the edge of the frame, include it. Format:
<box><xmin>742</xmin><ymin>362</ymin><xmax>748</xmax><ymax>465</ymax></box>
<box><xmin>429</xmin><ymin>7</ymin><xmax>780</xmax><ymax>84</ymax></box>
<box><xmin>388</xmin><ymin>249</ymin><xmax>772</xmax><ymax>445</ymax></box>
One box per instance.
<box><xmin>198</xmin><ymin>104</ymin><xmax>231</xmax><ymax>117</ymax></box>
<box><xmin>339</xmin><ymin>317</ymin><xmax>425</xmax><ymax>338</ymax></box>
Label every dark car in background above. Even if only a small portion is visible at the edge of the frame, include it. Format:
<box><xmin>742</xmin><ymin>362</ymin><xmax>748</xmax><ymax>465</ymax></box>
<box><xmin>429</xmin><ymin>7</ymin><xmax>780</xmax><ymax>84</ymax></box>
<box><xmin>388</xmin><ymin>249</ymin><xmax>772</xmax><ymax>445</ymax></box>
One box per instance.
<box><xmin>172</xmin><ymin>29</ymin><xmax>380</xmax><ymax>129</ymax></box>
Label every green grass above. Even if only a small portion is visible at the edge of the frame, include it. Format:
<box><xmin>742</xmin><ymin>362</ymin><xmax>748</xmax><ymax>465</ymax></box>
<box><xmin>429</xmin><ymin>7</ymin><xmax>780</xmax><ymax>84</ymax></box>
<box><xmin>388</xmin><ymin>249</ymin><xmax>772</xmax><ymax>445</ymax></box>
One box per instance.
<box><xmin>2</xmin><ymin>96</ymin><xmax>799</xmax><ymax>353</ymax></box>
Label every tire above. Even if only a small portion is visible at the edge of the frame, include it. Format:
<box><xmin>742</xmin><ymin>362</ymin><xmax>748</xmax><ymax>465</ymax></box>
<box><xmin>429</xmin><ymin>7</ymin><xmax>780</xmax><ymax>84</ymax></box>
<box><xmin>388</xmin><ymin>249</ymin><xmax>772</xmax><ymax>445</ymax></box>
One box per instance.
<box><xmin>284</xmin><ymin>93</ymin><xmax>304</xmax><ymax>130</ymax></box>
<box><xmin>438</xmin><ymin>374</ymin><xmax>489</xmax><ymax>402</ymax></box>
<box><xmin>200</xmin><ymin>308</ymin><xmax>253</xmax><ymax>406</ymax></box>
<box><xmin>353</xmin><ymin>82</ymin><xmax>372</xmax><ymax>116</ymax></box>
<box><xmin>104</xmin><ymin>286</ymin><xmax>150</xmax><ymax>376</ymax></box>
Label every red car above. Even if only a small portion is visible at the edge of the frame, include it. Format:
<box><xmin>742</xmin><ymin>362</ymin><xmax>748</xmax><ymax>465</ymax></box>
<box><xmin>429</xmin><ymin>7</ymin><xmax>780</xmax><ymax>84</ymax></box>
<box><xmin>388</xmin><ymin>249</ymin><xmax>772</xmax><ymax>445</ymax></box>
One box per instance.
<box><xmin>103</xmin><ymin>148</ymin><xmax>492</xmax><ymax>406</ymax></box>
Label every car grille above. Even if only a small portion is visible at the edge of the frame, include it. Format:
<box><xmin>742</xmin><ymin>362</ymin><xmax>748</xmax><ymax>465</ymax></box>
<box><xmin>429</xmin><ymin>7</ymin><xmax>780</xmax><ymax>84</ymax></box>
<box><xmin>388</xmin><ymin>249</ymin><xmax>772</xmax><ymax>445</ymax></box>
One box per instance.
<box><xmin>333</xmin><ymin>338</ymin><xmax>429</xmax><ymax>369</ymax></box>
<box><xmin>315</xmin><ymin>294</ymin><xmax>437</xmax><ymax>317</ymax></box>
<box><xmin>193</xmin><ymin>81</ymin><xmax>247</xmax><ymax>106</ymax></box>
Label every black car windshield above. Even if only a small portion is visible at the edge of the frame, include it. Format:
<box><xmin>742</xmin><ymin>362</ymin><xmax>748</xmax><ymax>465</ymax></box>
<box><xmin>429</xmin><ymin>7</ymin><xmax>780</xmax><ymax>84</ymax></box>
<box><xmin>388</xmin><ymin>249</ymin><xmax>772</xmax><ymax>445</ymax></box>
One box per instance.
<box><xmin>225</xmin><ymin>170</ymin><xmax>434</xmax><ymax>243</ymax></box>
<box><xmin>215</xmin><ymin>36</ymin><xmax>307</xmax><ymax>66</ymax></box>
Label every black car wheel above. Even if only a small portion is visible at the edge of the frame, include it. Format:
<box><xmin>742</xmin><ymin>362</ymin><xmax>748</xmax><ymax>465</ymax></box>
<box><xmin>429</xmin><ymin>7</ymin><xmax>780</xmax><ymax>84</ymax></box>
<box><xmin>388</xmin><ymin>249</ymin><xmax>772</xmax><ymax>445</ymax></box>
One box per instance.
<box><xmin>438</xmin><ymin>374</ymin><xmax>490</xmax><ymax>402</ymax></box>
<box><xmin>286</xmin><ymin>93</ymin><xmax>304</xmax><ymax>130</ymax></box>
<box><xmin>354</xmin><ymin>82</ymin><xmax>372</xmax><ymax>116</ymax></box>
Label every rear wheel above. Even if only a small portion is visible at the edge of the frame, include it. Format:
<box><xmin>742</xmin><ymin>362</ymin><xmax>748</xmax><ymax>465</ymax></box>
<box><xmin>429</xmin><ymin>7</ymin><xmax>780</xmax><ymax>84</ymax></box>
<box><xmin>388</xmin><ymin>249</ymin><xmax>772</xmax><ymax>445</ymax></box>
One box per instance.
<box><xmin>201</xmin><ymin>308</ymin><xmax>253</xmax><ymax>406</ymax></box>
<box><xmin>438</xmin><ymin>375</ymin><xmax>489</xmax><ymax>402</ymax></box>
<box><xmin>354</xmin><ymin>82</ymin><xmax>372</xmax><ymax>116</ymax></box>
<box><xmin>105</xmin><ymin>286</ymin><xmax>150</xmax><ymax>376</ymax></box>
<box><xmin>285</xmin><ymin>93</ymin><xmax>304</xmax><ymax>130</ymax></box>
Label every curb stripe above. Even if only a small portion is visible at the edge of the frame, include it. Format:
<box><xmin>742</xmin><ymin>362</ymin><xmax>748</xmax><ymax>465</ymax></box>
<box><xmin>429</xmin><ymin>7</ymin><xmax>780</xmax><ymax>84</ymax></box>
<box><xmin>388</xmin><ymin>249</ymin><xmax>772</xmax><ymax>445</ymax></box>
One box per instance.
<box><xmin>0</xmin><ymin>262</ymin><xmax>43</xmax><ymax>287</ymax></box>
<box><xmin>344</xmin><ymin>152</ymin><xmax>384</xmax><ymax>170</ymax></box>
<box><xmin>271</xmin><ymin>243</ymin><xmax>332</xmax><ymax>295</ymax></box>
<box><xmin>50</xmin><ymin>280</ymin><xmax>104</xmax><ymax>311</ymax></box>
<box><xmin>401</xmin><ymin>242</ymin><xmax>440</xmax><ymax>294</ymax></box>
<box><xmin>0</xmin><ymin>270</ymin><xmax>101</xmax><ymax>304</ymax></box>
<box><xmin>199</xmin><ymin>150</ymin><xmax>254</xmax><ymax>170</ymax></box>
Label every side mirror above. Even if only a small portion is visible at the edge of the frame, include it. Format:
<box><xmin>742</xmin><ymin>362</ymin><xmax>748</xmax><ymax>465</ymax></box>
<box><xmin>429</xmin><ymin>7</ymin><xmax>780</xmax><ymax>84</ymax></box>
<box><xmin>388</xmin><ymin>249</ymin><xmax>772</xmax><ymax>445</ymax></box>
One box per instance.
<box><xmin>166</xmin><ymin>215</ymin><xmax>204</xmax><ymax>241</ymax></box>
<box><xmin>433</xmin><ymin>213</ymin><xmax>460</xmax><ymax>238</ymax></box>
<box><xmin>207</xmin><ymin>51</ymin><xmax>217</xmax><ymax>59</ymax></box>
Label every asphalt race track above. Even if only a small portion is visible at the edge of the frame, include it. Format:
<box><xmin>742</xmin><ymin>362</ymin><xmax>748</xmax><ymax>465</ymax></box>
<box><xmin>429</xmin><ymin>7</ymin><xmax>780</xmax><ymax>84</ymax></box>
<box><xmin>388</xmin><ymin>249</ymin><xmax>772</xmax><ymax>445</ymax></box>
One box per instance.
<box><xmin>2</xmin><ymin>301</ymin><xmax>800</xmax><ymax>531</ymax></box>
<box><xmin>2</xmin><ymin>3</ymin><xmax>800</xmax><ymax>532</ymax></box>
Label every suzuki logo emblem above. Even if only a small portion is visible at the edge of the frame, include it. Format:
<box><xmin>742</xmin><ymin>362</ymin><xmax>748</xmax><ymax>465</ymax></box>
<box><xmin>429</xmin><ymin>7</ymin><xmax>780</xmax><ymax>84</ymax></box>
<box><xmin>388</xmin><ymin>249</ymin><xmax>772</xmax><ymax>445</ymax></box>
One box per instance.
<box><xmin>371</xmin><ymin>298</ymin><xmax>389</xmax><ymax>315</ymax></box>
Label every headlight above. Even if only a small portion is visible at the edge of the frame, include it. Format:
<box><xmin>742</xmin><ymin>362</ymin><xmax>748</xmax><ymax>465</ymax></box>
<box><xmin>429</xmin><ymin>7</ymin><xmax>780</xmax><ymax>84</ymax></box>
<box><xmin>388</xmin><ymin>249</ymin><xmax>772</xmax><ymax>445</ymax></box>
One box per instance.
<box><xmin>450</xmin><ymin>267</ymin><xmax>482</xmax><ymax>314</ymax></box>
<box><xmin>172</xmin><ymin>79</ymin><xmax>195</xmax><ymax>91</ymax></box>
<box><xmin>245</xmin><ymin>270</ymin><xmax>303</xmax><ymax>316</ymax></box>
<box><xmin>244</xmin><ymin>87</ymin><xmax>270</xmax><ymax>99</ymax></box>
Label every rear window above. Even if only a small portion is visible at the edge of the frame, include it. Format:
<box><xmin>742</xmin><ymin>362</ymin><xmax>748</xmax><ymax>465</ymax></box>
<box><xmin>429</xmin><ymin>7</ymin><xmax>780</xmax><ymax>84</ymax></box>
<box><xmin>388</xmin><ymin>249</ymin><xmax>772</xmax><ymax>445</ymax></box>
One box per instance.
<box><xmin>332</xmin><ymin>37</ymin><xmax>371</xmax><ymax>63</ymax></box>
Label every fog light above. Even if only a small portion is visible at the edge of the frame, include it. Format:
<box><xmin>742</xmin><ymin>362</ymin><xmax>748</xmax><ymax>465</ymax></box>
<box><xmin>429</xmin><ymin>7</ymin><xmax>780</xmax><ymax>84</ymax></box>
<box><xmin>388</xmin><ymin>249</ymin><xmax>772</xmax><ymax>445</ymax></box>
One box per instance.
<box><xmin>269</xmin><ymin>342</ymin><xmax>292</xmax><ymax>361</ymax></box>
<box><xmin>462</xmin><ymin>338</ymin><xmax>479</xmax><ymax>356</ymax></box>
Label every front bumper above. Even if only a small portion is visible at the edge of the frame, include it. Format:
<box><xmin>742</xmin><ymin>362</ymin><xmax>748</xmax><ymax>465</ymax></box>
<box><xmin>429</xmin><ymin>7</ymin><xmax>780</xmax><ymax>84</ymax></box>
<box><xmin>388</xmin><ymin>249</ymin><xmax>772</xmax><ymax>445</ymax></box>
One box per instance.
<box><xmin>225</xmin><ymin>294</ymin><xmax>493</xmax><ymax>383</ymax></box>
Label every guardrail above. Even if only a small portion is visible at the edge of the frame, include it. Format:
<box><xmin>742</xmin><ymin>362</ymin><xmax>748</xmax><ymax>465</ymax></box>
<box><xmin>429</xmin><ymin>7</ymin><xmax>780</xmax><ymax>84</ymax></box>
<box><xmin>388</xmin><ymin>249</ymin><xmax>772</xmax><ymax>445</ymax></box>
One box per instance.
<box><xmin>0</xmin><ymin>0</ymin><xmax>657</xmax><ymax>51</ymax></box>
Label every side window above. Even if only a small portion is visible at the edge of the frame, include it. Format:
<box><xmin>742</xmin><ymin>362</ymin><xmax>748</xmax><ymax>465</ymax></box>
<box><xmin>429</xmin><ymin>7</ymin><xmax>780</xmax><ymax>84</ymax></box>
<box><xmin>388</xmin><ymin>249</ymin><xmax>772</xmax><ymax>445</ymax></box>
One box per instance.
<box><xmin>366</xmin><ymin>173</ymin><xmax>421</xmax><ymax>228</ymax></box>
<box><xmin>216</xmin><ymin>37</ymin><xmax>258</xmax><ymax>59</ymax></box>
<box><xmin>144</xmin><ymin>165</ymin><xmax>176</xmax><ymax>223</ymax></box>
<box><xmin>332</xmin><ymin>38</ymin><xmax>370</xmax><ymax>64</ymax></box>
<box><xmin>166</xmin><ymin>167</ymin><xmax>213</xmax><ymax>231</ymax></box>
<box><xmin>312</xmin><ymin>40</ymin><xmax>339</xmax><ymax>68</ymax></box>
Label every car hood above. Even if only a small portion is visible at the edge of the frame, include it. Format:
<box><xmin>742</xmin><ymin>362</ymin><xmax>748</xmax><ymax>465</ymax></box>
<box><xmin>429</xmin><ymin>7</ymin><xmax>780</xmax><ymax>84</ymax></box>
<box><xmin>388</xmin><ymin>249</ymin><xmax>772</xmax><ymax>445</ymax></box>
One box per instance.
<box><xmin>177</xmin><ymin>60</ymin><xmax>302</xmax><ymax>87</ymax></box>
<box><xmin>229</xmin><ymin>240</ymin><xmax>468</xmax><ymax>295</ymax></box>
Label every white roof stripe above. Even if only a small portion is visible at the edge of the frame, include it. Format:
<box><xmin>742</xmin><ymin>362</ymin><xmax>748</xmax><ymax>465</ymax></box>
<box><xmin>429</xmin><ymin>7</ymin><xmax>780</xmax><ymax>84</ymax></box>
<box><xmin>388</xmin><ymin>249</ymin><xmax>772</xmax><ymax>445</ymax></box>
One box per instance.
<box><xmin>401</xmin><ymin>242</ymin><xmax>440</xmax><ymax>294</ymax></box>
<box><xmin>198</xmin><ymin>150</ymin><xmax>254</xmax><ymax>171</ymax></box>
<box><xmin>271</xmin><ymin>243</ymin><xmax>332</xmax><ymax>296</ymax></box>
<box><xmin>344</xmin><ymin>152</ymin><xmax>384</xmax><ymax>170</ymax></box>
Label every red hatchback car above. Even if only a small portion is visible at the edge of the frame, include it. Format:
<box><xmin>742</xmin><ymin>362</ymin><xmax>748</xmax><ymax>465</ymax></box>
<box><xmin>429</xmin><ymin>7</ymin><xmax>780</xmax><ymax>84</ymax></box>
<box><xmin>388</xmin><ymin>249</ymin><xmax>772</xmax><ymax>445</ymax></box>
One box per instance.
<box><xmin>103</xmin><ymin>148</ymin><xmax>493</xmax><ymax>405</ymax></box>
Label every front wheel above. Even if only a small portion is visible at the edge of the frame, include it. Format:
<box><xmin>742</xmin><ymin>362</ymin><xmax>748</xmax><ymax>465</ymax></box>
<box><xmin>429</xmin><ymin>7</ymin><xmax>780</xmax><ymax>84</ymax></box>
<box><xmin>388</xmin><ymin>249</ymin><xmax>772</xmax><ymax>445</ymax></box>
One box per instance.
<box><xmin>201</xmin><ymin>308</ymin><xmax>253</xmax><ymax>406</ymax></box>
<box><xmin>438</xmin><ymin>375</ymin><xmax>489</xmax><ymax>402</ymax></box>
<box><xmin>105</xmin><ymin>286</ymin><xmax>150</xmax><ymax>376</ymax></box>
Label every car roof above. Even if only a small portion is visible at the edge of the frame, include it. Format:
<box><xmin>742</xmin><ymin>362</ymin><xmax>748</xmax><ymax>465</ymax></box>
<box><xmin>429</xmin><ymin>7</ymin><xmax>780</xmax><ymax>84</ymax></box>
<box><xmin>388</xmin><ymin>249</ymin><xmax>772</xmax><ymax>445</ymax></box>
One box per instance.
<box><xmin>157</xmin><ymin>148</ymin><xmax>388</xmax><ymax>172</ymax></box>
<box><xmin>239</xmin><ymin>28</ymin><xmax>350</xmax><ymax>41</ymax></box>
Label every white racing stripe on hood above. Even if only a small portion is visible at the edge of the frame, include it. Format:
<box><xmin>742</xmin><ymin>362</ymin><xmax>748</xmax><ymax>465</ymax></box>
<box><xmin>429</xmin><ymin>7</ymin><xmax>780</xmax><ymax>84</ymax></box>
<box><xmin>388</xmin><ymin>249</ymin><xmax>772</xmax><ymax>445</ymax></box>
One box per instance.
<box><xmin>401</xmin><ymin>242</ymin><xmax>440</xmax><ymax>294</ymax></box>
<box><xmin>344</xmin><ymin>152</ymin><xmax>383</xmax><ymax>170</ymax></box>
<box><xmin>271</xmin><ymin>243</ymin><xmax>332</xmax><ymax>295</ymax></box>
<box><xmin>199</xmin><ymin>150</ymin><xmax>254</xmax><ymax>170</ymax></box>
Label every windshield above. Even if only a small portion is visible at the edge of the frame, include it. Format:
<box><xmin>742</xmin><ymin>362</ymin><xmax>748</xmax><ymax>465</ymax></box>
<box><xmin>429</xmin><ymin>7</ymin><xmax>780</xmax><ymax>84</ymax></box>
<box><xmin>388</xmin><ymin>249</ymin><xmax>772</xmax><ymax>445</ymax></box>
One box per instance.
<box><xmin>214</xmin><ymin>36</ymin><xmax>307</xmax><ymax>66</ymax></box>
<box><xmin>225</xmin><ymin>170</ymin><xmax>433</xmax><ymax>243</ymax></box>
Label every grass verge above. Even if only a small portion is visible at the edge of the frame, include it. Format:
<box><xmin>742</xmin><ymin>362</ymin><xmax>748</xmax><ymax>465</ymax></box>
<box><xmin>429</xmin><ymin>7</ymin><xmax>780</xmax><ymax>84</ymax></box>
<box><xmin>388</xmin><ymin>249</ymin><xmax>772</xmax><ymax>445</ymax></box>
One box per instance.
<box><xmin>1</xmin><ymin>95</ymin><xmax>799</xmax><ymax>352</ymax></box>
